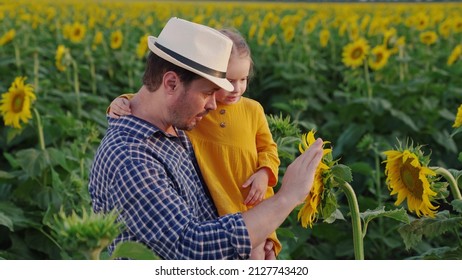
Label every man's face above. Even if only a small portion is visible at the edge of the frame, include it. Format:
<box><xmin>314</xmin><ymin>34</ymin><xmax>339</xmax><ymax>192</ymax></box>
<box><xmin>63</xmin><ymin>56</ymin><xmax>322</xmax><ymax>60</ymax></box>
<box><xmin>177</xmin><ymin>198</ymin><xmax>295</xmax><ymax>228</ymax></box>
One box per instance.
<box><xmin>170</xmin><ymin>78</ymin><xmax>219</xmax><ymax>131</ymax></box>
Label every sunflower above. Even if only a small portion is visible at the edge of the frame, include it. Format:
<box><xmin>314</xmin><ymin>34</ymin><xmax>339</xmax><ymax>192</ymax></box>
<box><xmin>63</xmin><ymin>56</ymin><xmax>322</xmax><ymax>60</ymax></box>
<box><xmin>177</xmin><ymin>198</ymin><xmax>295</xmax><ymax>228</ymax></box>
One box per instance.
<box><xmin>297</xmin><ymin>130</ymin><xmax>332</xmax><ymax>228</ymax></box>
<box><xmin>303</xmin><ymin>18</ymin><xmax>317</xmax><ymax>35</ymax></box>
<box><xmin>454</xmin><ymin>17</ymin><xmax>462</xmax><ymax>34</ymax></box>
<box><xmin>447</xmin><ymin>44</ymin><xmax>462</xmax><ymax>66</ymax></box>
<box><xmin>92</xmin><ymin>31</ymin><xmax>103</xmax><ymax>50</ymax></box>
<box><xmin>438</xmin><ymin>19</ymin><xmax>452</xmax><ymax>39</ymax></box>
<box><xmin>55</xmin><ymin>45</ymin><xmax>69</xmax><ymax>72</ymax></box>
<box><xmin>414</xmin><ymin>12</ymin><xmax>429</xmax><ymax>31</ymax></box>
<box><xmin>368</xmin><ymin>45</ymin><xmax>390</xmax><ymax>71</ymax></box>
<box><xmin>0</xmin><ymin>29</ymin><xmax>15</xmax><ymax>46</ymax></box>
<box><xmin>266</xmin><ymin>34</ymin><xmax>276</xmax><ymax>47</ymax></box>
<box><xmin>319</xmin><ymin>29</ymin><xmax>330</xmax><ymax>48</ymax></box>
<box><xmin>453</xmin><ymin>104</ymin><xmax>462</xmax><ymax>128</ymax></box>
<box><xmin>69</xmin><ymin>22</ymin><xmax>86</xmax><ymax>43</ymax></box>
<box><xmin>390</xmin><ymin>36</ymin><xmax>405</xmax><ymax>55</ymax></box>
<box><xmin>283</xmin><ymin>26</ymin><xmax>295</xmax><ymax>43</ymax></box>
<box><xmin>0</xmin><ymin>77</ymin><xmax>36</xmax><ymax>129</ymax></box>
<box><xmin>383</xmin><ymin>146</ymin><xmax>438</xmax><ymax>217</ymax></box>
<box><xmin>382</xmin><ymin>28</ymin><xmax>397</xmax><ymax>48</ymax></box>
<box><xmin>342</xmin><ymin>37</ymin><xmax>370</xmax><ymax>69</ymax></box>
<box><xmin>110</xmin><ymin>30</ymin><xmax>123</xmax><ymax>50</ymax></box>
<box><xmin>419</xmin><ymin>31</ymin><xmax>438</xmax><ymax>46</ymax></box>
<box><xmin>136</xmin><ymin>35</ymin><xmax>148</xmax><ymax>59</ymax></box>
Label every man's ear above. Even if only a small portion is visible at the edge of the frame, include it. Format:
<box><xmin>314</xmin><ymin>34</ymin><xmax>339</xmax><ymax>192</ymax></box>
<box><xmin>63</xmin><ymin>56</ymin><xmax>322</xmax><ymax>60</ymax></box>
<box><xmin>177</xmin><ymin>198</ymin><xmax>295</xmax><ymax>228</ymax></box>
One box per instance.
<box><xmin>163</xmin><ymin>71</ymin><xmax>178</xmax><ymax>93</ymax></box>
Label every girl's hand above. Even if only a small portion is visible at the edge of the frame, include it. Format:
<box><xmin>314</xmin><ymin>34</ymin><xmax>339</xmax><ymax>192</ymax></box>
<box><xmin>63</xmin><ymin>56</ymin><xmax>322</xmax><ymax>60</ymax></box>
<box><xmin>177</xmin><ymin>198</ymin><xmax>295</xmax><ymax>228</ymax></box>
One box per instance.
<box><xmin>242</xmin><ymin>168</ymin><xmax>270</xmax><ymax>206</ymax></box>
<box><xmin>108</xmin><ymin>97</ymin><xmax>131</xmax><ymax>118</ymax></box>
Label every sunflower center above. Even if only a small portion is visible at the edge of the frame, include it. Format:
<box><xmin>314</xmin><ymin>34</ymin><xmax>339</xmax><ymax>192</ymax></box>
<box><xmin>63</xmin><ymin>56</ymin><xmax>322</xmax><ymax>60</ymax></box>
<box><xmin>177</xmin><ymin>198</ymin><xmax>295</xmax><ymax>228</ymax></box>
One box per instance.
<box><xmin>12</xmin><ymin>92</ymin><xmax>25</xmax><ymax>113</ymax></box>
<box><xmin>352</xmin><ymin>47</ymin><xmax>363</xmax><ymax>59</ymax></box>
<box><xmin>400</xmin><ymin>159</ymin><xmax>423</xmax><ymax>198</ymax></box>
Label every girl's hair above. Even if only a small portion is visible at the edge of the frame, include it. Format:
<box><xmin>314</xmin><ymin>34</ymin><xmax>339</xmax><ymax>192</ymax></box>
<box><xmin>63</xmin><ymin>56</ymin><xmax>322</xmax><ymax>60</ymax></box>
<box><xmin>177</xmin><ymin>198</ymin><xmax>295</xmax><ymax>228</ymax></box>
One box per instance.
<box><xmin>219</xmin><ymin>28</ymin><xmax>255</xmax><ymax>81</ymax></box>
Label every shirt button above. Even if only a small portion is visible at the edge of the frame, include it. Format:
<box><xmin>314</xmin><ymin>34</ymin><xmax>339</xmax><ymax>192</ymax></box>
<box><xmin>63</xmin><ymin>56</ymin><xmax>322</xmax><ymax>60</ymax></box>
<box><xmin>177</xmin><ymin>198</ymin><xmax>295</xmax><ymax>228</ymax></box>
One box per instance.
<box><xmin>220</xmin><ymin>122</ymin><xmax>226</xmax><ymax>128</ymax></box>
<box><xmin>219</xmin><ymin>109</ymin><xmax>226</xmax><ymax>114</ymax></box>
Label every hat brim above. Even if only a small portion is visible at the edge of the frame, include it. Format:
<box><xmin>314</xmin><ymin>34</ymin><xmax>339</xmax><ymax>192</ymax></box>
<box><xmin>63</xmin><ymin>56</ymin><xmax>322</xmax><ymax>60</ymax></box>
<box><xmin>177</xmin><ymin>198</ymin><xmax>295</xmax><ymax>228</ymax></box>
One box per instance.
<box><xmin>148</xmin><ymin>36</ymin><xmax>233</xmax><ymax>92</ymax></box>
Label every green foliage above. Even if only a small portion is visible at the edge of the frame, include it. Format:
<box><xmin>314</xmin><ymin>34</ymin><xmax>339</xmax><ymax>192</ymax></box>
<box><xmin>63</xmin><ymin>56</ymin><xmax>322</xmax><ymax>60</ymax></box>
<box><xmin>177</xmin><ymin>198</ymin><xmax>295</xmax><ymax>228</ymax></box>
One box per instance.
<box><xmin>360</xmin><ymin>207</ymin><xmax>410</xmax><ymax>238</ymax></box>
<box><xmin>1</xmin><ymin>1</ymin><xmax>462</xmax><ymax>260</ymax></box>
<box><xmin>398</xmin><ymin>211</ymin><xmax>462</xmax><ymax>252</ymax></box>
<box><xmin>111</xmin><ymin>241</ymin><xmax>160</xmax><ymax>260</ymax></box>
<box><xmin>48</xmin><ymin>207</ymin><xmax>123</xmax><ymax>260</ymax></box>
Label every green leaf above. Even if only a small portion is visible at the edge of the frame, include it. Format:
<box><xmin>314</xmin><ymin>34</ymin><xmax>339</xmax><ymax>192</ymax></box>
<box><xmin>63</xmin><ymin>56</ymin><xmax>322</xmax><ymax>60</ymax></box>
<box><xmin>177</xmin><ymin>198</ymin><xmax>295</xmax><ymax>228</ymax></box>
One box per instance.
<box><xmin>0</xmin><ymin>212</ymin><xmax>13</xmax><ymax>231</ymax></box>
<box><xmin>432</xmin><ymin>131</ymin><xmax>457</xmax><ymax>153</ymax></box>
<box><xmin>276</xmin><ymin>227</ymin><xmax>296</xmax><ymax>240</ymax></box>
<box><xmin>14</xmin><ymin>148</ymin><xmax>50</xmax><ymax>178</ymax></box>
<box><xmin>331</xmin><ymin>164</ymin><xmax>353</xmax><ymax>183</ymax></box>
<box><xmin>0</xmin><ymin>170</ymin><xmax>15</xmax><ymax>180</ymax></box>
<box><xmin>448</xmin><ymin>168</ymin><xmax>462</xmax><ymax>183</ymax></box>
<box><xmin>324</xmin><ymin>209</ymin><xmax>344</xmax><ymax>224</ymax></box>
<box><xmin>321</xmin><ymin>190</ymin><xmax>339</xmax><ymax>221</ymax></box>
<box><xmin>451</xmin><ymin>199</ymin><xmax>462</xmax><ymax>214</ymax></box>
<box><xmin>398</xmin><ymin>211</ymin><xmax>462</xmax><ymax>250</ymax></box>
<box><xmin>111</xmin><ymin>241</ymin><xmax>160</xmax><ymax>260</ymax></box>
<box><xmin>0</xmin><ymin>201</ymin><xmax>37</xmax><ymax>231</ymax></box>
<box><xmin>48</xmin><ymin>148</ymin><xmax>71</xmax><ymax>172</ymax></box>
<box><xmin>360</xmin><ymin>206</ymin><xmax>410</xmax><ymax>225</ymax></box>
<box><xmin>389</xmin><ymin>108</ymin><xmax>419</xmax><ymax>131</ymax></box>
<box><xmin>349</xmin><ymin>162</ymin><xmax>374</xmax><ymax>176</ymax></box>
<box><xmin>450</xmin><ymin>126</ymin><xmax>462</xmax><ymax>138</ymax></box>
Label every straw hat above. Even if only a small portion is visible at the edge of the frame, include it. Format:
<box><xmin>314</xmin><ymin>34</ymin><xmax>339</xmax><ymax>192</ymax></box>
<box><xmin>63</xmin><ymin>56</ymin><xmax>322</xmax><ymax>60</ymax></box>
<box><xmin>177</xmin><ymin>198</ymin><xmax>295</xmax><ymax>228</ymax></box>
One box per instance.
<box><xmin>148</xmin><ymin>17</ymin><xmax>233</xmax><ymax>91</ymax></box>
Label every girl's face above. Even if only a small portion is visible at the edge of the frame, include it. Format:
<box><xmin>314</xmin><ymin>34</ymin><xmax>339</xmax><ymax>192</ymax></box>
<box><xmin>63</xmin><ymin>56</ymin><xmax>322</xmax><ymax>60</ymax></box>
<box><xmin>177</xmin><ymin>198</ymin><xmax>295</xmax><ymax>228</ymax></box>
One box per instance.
<box><xmin>215</xmin><ymin>54</ymin><xmax>251</xmax><ymax>105</ymax></box>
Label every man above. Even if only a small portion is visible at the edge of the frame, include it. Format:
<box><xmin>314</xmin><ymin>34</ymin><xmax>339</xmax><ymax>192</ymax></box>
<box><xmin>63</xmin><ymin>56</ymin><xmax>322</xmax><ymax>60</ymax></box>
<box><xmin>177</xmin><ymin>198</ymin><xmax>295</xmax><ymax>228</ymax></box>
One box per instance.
<box><xmin>89</xmin><ymin>17</ymin><xmax>323</xmax><ymax>260</ymax></box>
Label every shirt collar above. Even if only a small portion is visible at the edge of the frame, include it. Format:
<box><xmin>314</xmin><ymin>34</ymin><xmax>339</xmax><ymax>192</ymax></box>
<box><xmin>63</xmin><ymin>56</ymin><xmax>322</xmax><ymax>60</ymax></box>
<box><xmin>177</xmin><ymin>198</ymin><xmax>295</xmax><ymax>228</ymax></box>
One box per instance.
<box><xmin>108</xmin><ymin>115</ymin><xmax>177</xmax><ymax>139</ymax></box>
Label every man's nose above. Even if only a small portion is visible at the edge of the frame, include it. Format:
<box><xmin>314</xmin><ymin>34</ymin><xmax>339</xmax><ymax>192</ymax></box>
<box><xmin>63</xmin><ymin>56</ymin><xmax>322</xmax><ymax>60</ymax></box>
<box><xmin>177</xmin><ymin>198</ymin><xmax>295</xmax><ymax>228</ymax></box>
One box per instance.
<box><xmin>205</xmin><ymin>94</ymin><xmax>217</xmax><ymax>111</ymax></box>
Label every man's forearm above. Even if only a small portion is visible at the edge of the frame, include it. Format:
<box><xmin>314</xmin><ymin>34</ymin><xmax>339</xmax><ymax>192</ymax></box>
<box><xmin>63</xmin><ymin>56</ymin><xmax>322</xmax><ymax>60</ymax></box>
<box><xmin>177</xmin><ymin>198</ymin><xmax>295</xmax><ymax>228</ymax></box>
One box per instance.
<box><xmin>242</xmin><ymin>192</ymin><xmax>297</xmax><ymax>249</ymax></box>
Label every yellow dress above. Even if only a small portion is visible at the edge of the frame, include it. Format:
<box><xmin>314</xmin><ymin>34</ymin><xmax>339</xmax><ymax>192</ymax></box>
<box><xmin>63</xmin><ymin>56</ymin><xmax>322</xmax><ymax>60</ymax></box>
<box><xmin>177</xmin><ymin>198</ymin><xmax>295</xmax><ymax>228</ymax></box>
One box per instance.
<box><xmin>186</xmin><ymin>97</ymin><xmax>281</xmax><ymax>255</ymax></box>
<box><xmin>112</xmin><ymin>94</ymin><xmax>282</xmax><ymax>255</ymax></box>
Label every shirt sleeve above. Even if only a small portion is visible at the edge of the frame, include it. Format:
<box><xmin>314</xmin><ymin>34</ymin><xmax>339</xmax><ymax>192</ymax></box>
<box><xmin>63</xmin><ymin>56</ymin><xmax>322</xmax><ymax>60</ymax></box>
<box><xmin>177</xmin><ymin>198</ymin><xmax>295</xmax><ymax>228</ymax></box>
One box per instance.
<box><xmin>112</xmin><ymin>160</ymin><xmax>252</xmax><ymax>260</ymax></box>
<box><xmin>255</xmin><ymin>104</ymin><xmax>280</xmax><ymax>187</ymax></box>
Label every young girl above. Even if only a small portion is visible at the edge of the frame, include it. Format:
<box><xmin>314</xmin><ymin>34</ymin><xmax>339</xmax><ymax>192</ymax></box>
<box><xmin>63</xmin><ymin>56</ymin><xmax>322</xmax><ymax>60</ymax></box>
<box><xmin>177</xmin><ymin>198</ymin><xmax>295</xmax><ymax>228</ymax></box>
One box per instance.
<box><xmin>108</xmin><ymin>29</ymin><xmax>281</xmax><ymax>259</ymax></box>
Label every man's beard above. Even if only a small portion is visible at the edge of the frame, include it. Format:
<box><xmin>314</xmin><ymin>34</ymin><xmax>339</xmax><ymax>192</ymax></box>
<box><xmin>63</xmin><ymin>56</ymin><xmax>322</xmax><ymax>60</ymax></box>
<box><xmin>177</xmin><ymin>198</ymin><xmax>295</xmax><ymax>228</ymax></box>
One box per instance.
<box><xmin>170</xmin><ymin>89</ymin><xmax>209</xmax><ymax>131</ymax></box>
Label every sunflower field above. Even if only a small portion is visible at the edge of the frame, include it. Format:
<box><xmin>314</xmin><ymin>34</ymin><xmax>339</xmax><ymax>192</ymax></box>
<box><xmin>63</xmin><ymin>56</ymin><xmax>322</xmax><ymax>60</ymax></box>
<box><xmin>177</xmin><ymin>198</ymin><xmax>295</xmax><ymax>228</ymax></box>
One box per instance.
<box><xmin>1</xmin><ymin>0</ymin><xmax>462</xmax><ymax>260</ymax></box>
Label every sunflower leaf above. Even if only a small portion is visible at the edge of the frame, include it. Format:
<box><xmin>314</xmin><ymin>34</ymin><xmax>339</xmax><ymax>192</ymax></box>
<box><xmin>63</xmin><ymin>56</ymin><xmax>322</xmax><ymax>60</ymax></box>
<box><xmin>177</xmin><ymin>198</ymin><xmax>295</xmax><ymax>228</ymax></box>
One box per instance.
<box><xmin>450</xmin><ymin>126</ymin><xmax>462</xmax><ymax>138</ymax></box>
<box><xmin>451</xmin><ymin>199</ymin><xmax>462</xmax><ymax>214</ymax></box>
<box><xmin>321</xmin><ymin>190</ymin><xmax>341</xmax><ymax>222</ymax></box>
<box><xmin>360</xmin><ymin>206</ymin><xmax>410</xmax><ymax>225</ymax></box>
<box><xmin>331</xmin><ymin>164</ymin><xmax>353</xmax><ymax>184</ymax></box>
<box><xmin>111</xmin><ymin>241</ymin><xmax>160</xmax><ymax>260</ymax></box>
<box><xmin>413</xmin><ymin>246</ymin><xmax>462</xmax><ymax>260</ymax></box>
<box><xmin>398</xmin><ymin>211</ymin><xmax>462</xmax><ymax>250</ymax></box>
<box><xmin>388</xmin><ymin>108</ymin><xmax>419</xmax><ymax>131</ymax></box>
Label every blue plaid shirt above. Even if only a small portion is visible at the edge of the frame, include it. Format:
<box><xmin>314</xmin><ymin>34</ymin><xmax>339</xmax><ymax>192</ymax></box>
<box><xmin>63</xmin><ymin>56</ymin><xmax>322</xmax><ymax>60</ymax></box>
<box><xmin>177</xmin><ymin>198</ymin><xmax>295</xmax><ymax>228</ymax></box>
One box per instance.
<box><xmin>89</xmin><ymin>115</ymin><xmax>251</xmax><ymax>259</ymax></box>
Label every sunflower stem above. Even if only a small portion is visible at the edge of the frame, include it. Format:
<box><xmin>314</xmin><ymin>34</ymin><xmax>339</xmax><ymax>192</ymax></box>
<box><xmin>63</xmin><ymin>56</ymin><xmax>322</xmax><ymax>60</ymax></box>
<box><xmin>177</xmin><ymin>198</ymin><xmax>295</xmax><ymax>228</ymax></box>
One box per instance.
<box><xmin>71</xmin><ymin>59</ymin><xmax>81</xmax><ymax>119</ymax></box>
<box><xmin>33</xmin><ymin>108</ymin><xmax>45</xmax><ymax>151</ymax></box>
<box><xmin>431</xmin><ymin>166</ymin><xmax>462</xmax><ymax>200</ymax></box>
<box><xmin>399</xmin><ymin>46</ymin><xmax>404</xmax><ymax>82</ymax></box>
<box><xmin>13</xmin><ymin>42</ymin><xmax>22</xmax><ymax>72</ymax></box>
<box><xmin>363</xmin><ymin>60</ymin><xmax>372</xmax><ymax>101</ymax></box>
<box><xmin>339</xmin><ymin>182</ymin><xmax>364</xmax><ymax>260</ymax></box>
<box><xmin>33</xmin><ymin>50</ymin><xmax>39</xmax><ymax>94</ymax></box>
<box><xmin>85</xmin><ymin>47</ymin><xmax>97</xmax><ymax>95</ymax></box>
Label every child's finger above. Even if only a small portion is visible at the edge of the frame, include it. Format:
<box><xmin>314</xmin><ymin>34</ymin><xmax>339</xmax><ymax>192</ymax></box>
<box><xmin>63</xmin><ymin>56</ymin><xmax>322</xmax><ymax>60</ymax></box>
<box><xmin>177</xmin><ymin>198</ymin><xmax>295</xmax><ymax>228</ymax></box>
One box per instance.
<box><xmin>244</xmin><ymin>191</ymin><xmax>256</xmax><ymax>205</ymax></box>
